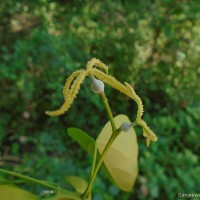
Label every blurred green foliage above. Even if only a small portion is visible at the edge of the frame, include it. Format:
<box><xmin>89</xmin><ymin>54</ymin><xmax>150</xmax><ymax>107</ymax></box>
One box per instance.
<box><xmin>0</xmin><ymin>0</ymin><xmax>200</xmax><ymax>199</ymax></box>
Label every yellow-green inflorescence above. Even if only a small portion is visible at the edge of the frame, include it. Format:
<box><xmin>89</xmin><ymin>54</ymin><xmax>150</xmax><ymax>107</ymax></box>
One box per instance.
<box><xmin>45</xmin><ymin>58</ymin><xmax>157</xmax><ymax>147</ymax></box>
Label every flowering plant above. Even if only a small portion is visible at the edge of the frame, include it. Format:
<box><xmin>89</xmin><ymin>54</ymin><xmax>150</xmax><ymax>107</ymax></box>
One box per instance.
<box><xmin>0</xmin><ymin>59</ymin><xmax>157</xmax><ymax>200</ymax></box>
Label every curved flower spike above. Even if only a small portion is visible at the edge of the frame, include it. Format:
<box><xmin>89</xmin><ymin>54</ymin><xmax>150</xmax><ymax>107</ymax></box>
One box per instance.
<box><xmin>124</xmin><ymin>82</ymin><xmax>144</xmax><ymax>121</ymax></box>
<box><xmin>88</xmin><ymin>69</ymin><xmax>143</xmax><ymax>121</ymax></box>
<box><xmin>63</xmin><ymin>69</ymin><xmax>85</xmax><ymax>100</ymax></box>
<box><xmin>46</xmin><ymin>71</ymin><xmax>88</xmax><ymax>116</ymax></box>
<box><xmin>88</xmin><ymin>68</ymin><xmax>156</xmax><ymax>147</ymax></box>
<box><xmin>86</xmin><ymin>58</ymin><xmax>108</xmax><ymax>73</ymax></box>
<box><xmin>136</xmin><ymin>119</ymin><xmax>157</xmax><ymax>147</ymax></box>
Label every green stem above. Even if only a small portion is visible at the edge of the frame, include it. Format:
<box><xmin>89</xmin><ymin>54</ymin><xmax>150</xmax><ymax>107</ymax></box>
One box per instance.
<box><xmin>100</xmin><ymin>93</ymin><xmax>117</xmax><ymax>132</ymax></box>
<box><xmin>82</xmin><ymin>92</ymin><xmax>119</xmax><ymax>199</ymax></box>
<box><xmin>0</xmin><ymin>168</ymin><xmax>57</xmax><ymax>190</ymax></box>
<box><xmin>83</xmin><ymin>133</ymin><xmax>118</xmax><ymax>199</ymax></box>
<box><xmin>90</xmin><ymin>143</ymin><xmax>97</xmax><ymax>180</ymax></box>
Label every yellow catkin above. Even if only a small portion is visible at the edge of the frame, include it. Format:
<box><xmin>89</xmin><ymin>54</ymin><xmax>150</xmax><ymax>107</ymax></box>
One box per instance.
<box><xmin>45</xmin><ymin>99</ymin><xmax>72</xmax><ymax>116</ymax></box>
<box><xmin>86</xmin><ymin>58</ymin><xmax>108</xmax><ymax>73</ymax></box>
<box><xmin>146</xmin><ymin>138</ymin><xmax>151</xmax><ymax>148</ymax></box>
<box><xmin>68</xmin><ymin>70</ymin><xmax>88</xmax><ymax>102</ymax></box>
<box><xmin>63</xmin><ymin>69</ymin><xmax>84</xmax><ymax>100</ymax></box>
<box><xmin>46</xmin><ymin>71</ymin><xmax>88</xmax><ymax>116</ymax></box>
<box><xmin>89</xmin><ymin>67</ymin><xmax>157</xmax><ymax>147</ymax></box>
<box><xmin>88</xmin><ymin>68</ymin><xmax>130</xmax><ymax>96</ymax></box>
<box><xmin>124</xmin><ymin>82</ymin><xmax>144</xmax><ymax>120</ymax></box>
<box><xmin>136</xmin><ymin>119</ymin><xmax>157</xmax><ymax>147</ymax></box>
<box><xmin>89</xmin><ymin>69</ymin><xmax>144</xmax><ymax>120</ymax></box>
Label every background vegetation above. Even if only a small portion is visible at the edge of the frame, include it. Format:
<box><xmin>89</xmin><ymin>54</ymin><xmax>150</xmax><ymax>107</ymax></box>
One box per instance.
<box><xmin>0</xmin><ymin>0</ymin><xmax>199</xmax><ymax>199</ymax></box>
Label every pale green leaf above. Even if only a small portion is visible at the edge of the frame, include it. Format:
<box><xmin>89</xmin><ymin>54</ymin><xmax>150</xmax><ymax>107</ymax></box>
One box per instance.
<box><xmin>66</xmin><ymin>176</ymin><xmax>91</xmax><ymax>200</ymax></box>
<box><xmin>96</xmin><ymin>114</ymin><xmax>138</xmax><ymax>192</ymax></box>
<box><xmin>0</xmin><ymin>185</ymin><xmax>38</xmax><ymax>200</ymax></box>
<box><xmin>68</xmin><ymin>128</ymin><xmax>95</xmax><ymax>155</ymax></box>
<box><xmin>66</xmin><ymin>176</ymin><xmax>87</xmax><ymax>194</ymax></box>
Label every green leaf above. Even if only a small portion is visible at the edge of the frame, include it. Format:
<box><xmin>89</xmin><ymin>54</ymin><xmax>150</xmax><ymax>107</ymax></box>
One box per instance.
<box><xmin>67</xmin><ymin>115</ymin><xmax>138</xmax><ymax>192</ymax></box>
<box><xmin>0</xmin><ymin>175</ymin><xmax>6</xmax><ymax>181</ymax></box>
<box><xmin>67</xmin><ymin>128</ymin><xmax>95</xmax><ymax>155</ymax></box>
<box><xmin>67</xmin><ymin>176</ymin><xmax>87</xmax><ymax>194</ymax></box>
<box><xmin>96</xmin><ymin>114</ymin><xmax>138</xmax><ymax>192</ymax></box>
<box><xmin>0</xmin><ymin>185</ymin><xmax>38</xmax><ymax>200</ymax></box>
<box><xmin>66</xmin><ymin>176</ymin><xmax>91</xmax><ymax>200</ymax></box>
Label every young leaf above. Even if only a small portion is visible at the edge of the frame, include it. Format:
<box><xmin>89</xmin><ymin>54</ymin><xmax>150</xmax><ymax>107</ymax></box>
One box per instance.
<box><xmin>67</xmin><ymin>128</ymin><xmax>95</xmax><ymax>155</ymax></box>
<box><xmin>96</xmin><ymin>114</ymin><xmax>138</xmax><ymax>192</ymax></box>
<box><xmin>66</xmin><ymin>176</ymin><xmax>91</xmax><ymax>200</ymax></box>
<box><xmin>0</xmin><ymin>185</ymin><xmax>38</xmax><ymax>200</ymax></box>
<box><xmin>66</xmin><ymin>176</ymin><xmax>87</xmax><ymax>194</ymax></box>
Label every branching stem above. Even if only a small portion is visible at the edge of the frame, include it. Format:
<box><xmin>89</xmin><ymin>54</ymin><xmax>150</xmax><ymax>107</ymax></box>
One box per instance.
<box><xmin>82</xmin><ymin>92</ymin><xmax>120</xmax><ymax>200</ymax></box>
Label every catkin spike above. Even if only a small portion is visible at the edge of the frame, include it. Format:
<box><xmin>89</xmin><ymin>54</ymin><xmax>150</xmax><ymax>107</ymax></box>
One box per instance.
<box><xmin>69</xmin><ymin>70</ymin><xmax>88</xmax><ymax>101</ymax></box>
<box><xmin>86</xmin><ymin>58</ymin><xmax>108</xmax><ymax>73</ymax></box>
<box><xmin>63</xmin><ymin>69</ymin><xmax>84</xmax><ymax>100</ymax></box>
<box><xmin>45</xmin><ymin>100</ymin><xmax>72</xmax><ymax>116</ymax></box>
<box><xmin>136</xmin><ymin>119</ymin><xmax>157</xmax><ymax>147</ymax></box>
<box><xmin>124</xmin><ymin>82</ymin><xmax>144</xmax><ymax>120</ymax></box>
<box><xmin>145</xmin><ymin>138</ymin><xmax>151</xmax><ymax>148</ymax></box>
<box><xmin>45</xmin><ymin>71</ymin><xmax>88</xmax><ymax>116</ymax></box>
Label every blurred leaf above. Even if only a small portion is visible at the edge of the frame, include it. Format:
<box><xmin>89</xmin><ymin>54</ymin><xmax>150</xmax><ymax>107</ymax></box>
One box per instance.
<box><xmin>0</xmin><ymin>185</ymin><xmax>38</xmax><ymax>200</ymax></box>
<box><xmin>66</xmin><ymin>176</ymin><xmax>87</xmax><ymax>194</ymax></box>
<box><xmin>66</xmin><ymin>176</ymin><xmax>91</xmax><ymax>200</ymax></box>
<box><xmin>0</xmin><ymin>176</ymin><xmax>6</xmax><ymax>181</ymax></box>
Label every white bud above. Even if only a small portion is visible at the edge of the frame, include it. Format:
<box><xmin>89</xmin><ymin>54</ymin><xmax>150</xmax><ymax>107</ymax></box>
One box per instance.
<box><xmin>90</xmin><ymin>76</ymin><xmax>104</xmax><ymax>94</ymax></box>
<box><xmin>120</xmin><ymin>122</ymin><xmax>131</xmax><ymax>132</ymax></box>
<box><xmin>40</xmin><ymin>190</ymin><xmax>55</xmax><ymax>196</ymax></box>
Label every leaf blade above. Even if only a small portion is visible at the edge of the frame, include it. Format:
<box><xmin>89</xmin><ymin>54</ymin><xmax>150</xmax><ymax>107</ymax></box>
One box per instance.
<box><xmin>0</xmin><ymin>185</ymin><xmax>38</xmax><ymax>200</ymax></box>
<box><xmin>96</xmin><ymin>114</ymin><xmax>138</xmax><ymax>192</ymax></box>
<box><xmin>67</xmin><ymin>176</ymin><xmax>87</xmax><ymax>194</ymax></box>
<box><xmin>67</xmin><ymin>128</ymin><xmax>95</xmax><ymax>155</ymax></box>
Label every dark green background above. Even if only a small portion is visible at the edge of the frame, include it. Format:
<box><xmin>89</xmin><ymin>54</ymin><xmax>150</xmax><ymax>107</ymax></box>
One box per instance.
<box><xmin>0</xmin><ymin>0</ymin><xmax>199</xmax><ymax>199</ymax></box>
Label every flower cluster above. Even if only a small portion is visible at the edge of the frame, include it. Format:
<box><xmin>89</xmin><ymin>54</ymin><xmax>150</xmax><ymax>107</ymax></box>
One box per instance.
<box><xmin>45</xmin><ymin>58</ymin><xmax>157</xmax><ymax>146</ymax></box>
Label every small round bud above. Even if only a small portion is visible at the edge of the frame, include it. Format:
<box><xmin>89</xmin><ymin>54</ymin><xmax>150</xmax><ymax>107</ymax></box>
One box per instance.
<box><xmin>120</xmin><ymin>122</ymin><xmax>131</xmax><ymax>132</ymax></box>
<box><xmin>90</xmin><ymin>76</ymin><xmax>104</xmax><ymax>94</ymax></box>
<box><xmin>40</xmin><ymin>190</ymin><xmax>55</xmax><ymax>197</ymax></box>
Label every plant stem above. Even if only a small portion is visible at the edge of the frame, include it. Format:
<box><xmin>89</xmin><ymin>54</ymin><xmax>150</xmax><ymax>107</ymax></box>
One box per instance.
<box><xmin>100</xmin><ymin>93</ymin><xmax>117</xmax><ymax>132</ymax></box>
<box><xmin>82</xmin><ymin>92</ymin><xmax>119</xmax><ymax>199</ymax></box>
<box><xmin>82</xmin><ymin>133</ymin><xmax>118</xmax><ymax>199</ymax></box>
<box><xmin>90</xmin><ymin>143</ymin><xmax>97</xmax><ymax>180</ymax></box>
<box><xmin>0</xmin><ymin>168</ymin><xmax>57</xmax><ymax>190</ymax></box>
